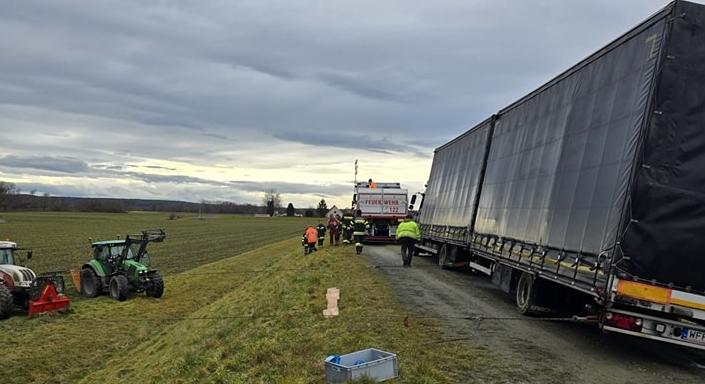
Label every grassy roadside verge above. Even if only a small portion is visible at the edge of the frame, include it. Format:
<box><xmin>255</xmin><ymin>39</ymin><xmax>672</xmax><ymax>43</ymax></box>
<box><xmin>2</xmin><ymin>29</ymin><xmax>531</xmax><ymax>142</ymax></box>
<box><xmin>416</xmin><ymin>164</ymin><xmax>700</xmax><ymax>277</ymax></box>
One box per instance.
<box><xmin>80</xmin><ymin>239</ymin><xmax>501</xmax><ymax>383</ymax></box>
<box><xmin>2</xmin><ymin>236</ymin><xmax>505</xmax><ymax>383</ymax></box>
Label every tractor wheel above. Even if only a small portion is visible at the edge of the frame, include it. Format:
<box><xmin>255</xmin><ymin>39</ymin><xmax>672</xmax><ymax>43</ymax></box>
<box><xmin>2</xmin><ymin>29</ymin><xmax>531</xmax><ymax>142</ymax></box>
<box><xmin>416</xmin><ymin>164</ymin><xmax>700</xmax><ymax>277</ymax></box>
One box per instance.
<box><xmin>80</xmin><ymin>268</ymin><xmax>101</xmax><ymax>298</ymax></box>
<box><xmin>109</xmin><ymin>275</ymin><xmax>130</xmax><ymax>302</ymax></box>
<box><xmin>146</xmin><ymin>273</ymin><xmax>164</xmax><ymax>298</ymax></box>
<box><xmin>0</xmin><ymin>284</ymin><xmax>13</xmax><ymax>319</ymax></box>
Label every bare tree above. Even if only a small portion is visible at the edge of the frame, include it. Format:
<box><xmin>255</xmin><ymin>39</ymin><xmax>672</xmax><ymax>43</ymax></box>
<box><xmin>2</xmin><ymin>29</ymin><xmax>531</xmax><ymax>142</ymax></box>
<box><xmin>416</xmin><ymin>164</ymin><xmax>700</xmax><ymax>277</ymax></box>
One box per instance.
<box><xmin>0</xmin><ymin>181</ymin><xmax>17</xmax><ymax>210</ymax></box>
<box><xmin>262</xmin><ymin>189</ymin><xmax>282</xmax><ymax>216</ymax></box>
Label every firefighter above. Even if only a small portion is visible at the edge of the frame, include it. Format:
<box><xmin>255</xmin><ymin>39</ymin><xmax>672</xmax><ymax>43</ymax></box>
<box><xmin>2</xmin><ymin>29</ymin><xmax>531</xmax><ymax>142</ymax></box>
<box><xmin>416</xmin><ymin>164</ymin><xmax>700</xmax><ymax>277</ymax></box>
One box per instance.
<box><xmin>328</xmin><ymin>215</ymin><xmax>341</xmax><ymax>245</ymax></box>
<box><xmin>396</xmin><ymin>214</ymin><xmax>420</xmax><ymax>266</ymax></box>
<box><xmin>352</xmin><ymin>209</ymin><xmax>369</xmax><ymax>255</ymax></box>
<box><xmin>316</xmin><ymin>223</ymin><xmax>327</xmax><ymax>247</ymax></box>
<box><xmin>302</xmin><ymin>226</ymin><xmax>318</xmax><ymax>254</ymax></box>
<box><xmin>341</xmin><ymin>212</ymin><xmax>354</xmax><ymax>244</ymax></box>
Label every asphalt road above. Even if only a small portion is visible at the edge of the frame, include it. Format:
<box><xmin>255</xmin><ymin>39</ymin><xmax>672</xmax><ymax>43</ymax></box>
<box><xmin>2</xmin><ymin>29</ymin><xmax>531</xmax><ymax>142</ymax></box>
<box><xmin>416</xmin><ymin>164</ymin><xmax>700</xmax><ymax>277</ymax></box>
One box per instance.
<box><xmin>365</xmin><ymin>244</ymin><xmax>705</xmax><ymax>384</ymax></box>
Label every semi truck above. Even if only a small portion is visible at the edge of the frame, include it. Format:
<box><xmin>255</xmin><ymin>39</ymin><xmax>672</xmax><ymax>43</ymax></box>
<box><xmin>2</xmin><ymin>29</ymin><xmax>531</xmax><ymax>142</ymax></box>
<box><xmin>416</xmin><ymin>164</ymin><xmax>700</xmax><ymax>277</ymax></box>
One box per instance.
<box><xmin>414</xmin><ymin>0</ymin><xmax>705</xmax><ymax>350</ymax></box>
<box><xmin>353</xmin><ymin>182</ymin><xmax>408</xmax><ymax>243</ymax></box>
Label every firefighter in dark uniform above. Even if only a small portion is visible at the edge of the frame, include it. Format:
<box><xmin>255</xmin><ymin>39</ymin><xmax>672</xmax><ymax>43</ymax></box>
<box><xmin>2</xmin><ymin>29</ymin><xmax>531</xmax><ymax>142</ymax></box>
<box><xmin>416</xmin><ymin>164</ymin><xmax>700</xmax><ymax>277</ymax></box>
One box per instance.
<box><xmin>341</xmin><ymin>212</ymin><xmax>354</xmax><ymax>244</ymax></box>
<box><xmin>352</xmin><ymin>210</ymin><xmax>369</xmax><ymax>255</ymax></box>
<box><xmin>316</xmin><ymin>223</ymin><xmax>327</xmax><ymax>247</ymax></box>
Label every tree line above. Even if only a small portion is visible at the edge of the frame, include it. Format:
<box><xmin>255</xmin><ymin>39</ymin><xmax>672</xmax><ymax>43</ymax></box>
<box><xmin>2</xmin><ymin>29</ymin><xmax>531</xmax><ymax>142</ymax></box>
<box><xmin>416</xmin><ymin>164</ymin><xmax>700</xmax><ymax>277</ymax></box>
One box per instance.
<box><xmin>0</xmin><ymin>182</ymin><xmax>333</xmax><ymax>217</ymax></box>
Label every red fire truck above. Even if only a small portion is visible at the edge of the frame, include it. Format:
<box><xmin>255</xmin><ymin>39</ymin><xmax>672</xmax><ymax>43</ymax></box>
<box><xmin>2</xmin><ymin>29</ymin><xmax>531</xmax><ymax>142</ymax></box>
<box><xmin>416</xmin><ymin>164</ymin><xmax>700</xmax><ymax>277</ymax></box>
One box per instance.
<box><xmin>352</xmin><ymin>182</ymin><xmax>408</xmax><ymax>243</ymax></box>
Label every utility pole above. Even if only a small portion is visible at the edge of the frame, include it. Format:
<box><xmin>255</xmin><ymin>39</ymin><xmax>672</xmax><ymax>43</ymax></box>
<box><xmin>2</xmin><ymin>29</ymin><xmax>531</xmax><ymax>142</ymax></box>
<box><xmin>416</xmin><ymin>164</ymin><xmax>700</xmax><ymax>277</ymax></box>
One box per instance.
<box><xmin>354</xmin><ymin>159</ymin><xmax>358</xmax><ymax>186</ymax></box>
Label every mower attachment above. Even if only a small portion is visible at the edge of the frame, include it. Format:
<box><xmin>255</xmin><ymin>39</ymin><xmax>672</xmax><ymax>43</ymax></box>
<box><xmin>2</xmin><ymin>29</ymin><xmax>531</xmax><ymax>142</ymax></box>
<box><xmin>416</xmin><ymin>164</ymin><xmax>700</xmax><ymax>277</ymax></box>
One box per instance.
<box><xmin>27</xmin><ymin>273</ymin><xmax>71</xmax><ymax>316</ymax></box>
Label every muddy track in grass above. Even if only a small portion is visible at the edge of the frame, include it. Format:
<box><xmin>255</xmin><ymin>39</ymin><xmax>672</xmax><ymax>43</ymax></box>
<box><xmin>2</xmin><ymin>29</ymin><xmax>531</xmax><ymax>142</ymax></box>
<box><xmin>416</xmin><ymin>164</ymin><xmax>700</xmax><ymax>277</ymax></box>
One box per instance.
<box><xmin>366</xmin><ymin>245</ymin><xmax>705</xmax><ymax>384</ymax></box>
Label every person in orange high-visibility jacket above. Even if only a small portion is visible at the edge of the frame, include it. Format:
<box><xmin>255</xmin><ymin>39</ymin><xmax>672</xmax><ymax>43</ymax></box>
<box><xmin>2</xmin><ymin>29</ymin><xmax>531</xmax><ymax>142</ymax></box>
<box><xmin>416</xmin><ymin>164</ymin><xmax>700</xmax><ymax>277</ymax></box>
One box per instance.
<box><xmin>303</xmin><ymin>226</ymin><xmax>318</xmax><ymax>254</ymax></box>
<box><xmin>368</xmin><ymin>178</ymin><xmax>377</xmax><ymax>188</ymax></box>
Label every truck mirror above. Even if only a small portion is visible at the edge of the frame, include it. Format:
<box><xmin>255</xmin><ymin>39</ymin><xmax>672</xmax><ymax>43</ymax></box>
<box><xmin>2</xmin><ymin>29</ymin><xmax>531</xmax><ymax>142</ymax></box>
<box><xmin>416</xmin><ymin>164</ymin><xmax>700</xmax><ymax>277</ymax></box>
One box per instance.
<box><xmin>27</xmin><ymin>251</ymin><xmax>33</xmax><ymax>260</ymax></box>
<box><xmin>410</xmin><ymin>195</ymin><xmax>417</xmax><ymax>205</ymax></box>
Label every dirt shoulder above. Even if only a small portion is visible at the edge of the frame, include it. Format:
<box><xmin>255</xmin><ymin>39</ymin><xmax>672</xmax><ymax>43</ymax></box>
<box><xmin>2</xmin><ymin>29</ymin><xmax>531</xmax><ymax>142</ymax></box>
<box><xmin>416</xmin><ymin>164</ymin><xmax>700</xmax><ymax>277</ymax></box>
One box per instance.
<box><xmin>365</xmin><ymin>244</ymin><xmax>705</xmax><ymax>384</ymax></box>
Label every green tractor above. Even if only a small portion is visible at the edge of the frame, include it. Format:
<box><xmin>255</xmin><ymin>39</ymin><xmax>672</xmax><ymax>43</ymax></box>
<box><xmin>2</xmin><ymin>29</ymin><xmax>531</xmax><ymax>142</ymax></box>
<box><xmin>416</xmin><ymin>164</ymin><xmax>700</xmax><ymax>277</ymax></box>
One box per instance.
<box><xmin>80</xmin><ymin>229</ymin><xmax>166</xmax><ymax>301</ymax></box>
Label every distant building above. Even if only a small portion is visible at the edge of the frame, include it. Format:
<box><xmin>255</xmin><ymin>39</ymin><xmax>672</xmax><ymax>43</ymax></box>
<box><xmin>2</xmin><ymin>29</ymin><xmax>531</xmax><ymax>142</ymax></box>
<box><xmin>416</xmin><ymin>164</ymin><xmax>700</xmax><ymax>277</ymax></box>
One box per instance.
<box><xmin>326</xmin><ymin>205</ymin><xmax>343</xmax><ymax>219</ymax></box>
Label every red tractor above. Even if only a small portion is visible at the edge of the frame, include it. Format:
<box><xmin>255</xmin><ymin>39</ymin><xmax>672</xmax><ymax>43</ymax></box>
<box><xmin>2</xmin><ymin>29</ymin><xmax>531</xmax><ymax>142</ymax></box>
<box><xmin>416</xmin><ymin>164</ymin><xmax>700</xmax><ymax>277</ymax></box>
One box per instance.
<box><xmin>0</xmin><ymin>241</ymin><xmax>71</xmax><ymax>318</ymax></box>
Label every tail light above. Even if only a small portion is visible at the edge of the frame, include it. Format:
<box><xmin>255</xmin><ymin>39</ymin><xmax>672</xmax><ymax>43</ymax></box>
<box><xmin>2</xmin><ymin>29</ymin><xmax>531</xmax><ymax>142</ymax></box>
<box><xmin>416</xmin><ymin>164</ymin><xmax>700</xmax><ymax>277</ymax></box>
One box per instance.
<box><xmin>603</xmin><ymin>311</ymin><xmax>643</xmax><ymax>332</ymax></box>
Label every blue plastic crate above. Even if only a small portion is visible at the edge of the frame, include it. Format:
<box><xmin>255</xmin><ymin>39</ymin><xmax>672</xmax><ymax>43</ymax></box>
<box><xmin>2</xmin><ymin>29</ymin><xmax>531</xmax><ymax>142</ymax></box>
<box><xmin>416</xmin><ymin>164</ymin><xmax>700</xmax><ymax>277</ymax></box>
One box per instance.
<box><xmin>325</xmin><ymin>348</ymin><xmax>398</xmax><ymax>383</ymax></box>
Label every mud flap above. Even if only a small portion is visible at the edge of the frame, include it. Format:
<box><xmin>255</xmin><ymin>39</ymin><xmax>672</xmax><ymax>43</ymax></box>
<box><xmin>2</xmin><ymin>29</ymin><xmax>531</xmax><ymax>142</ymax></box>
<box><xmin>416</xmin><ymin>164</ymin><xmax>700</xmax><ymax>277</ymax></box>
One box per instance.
<box><xmin>491</xmin><ymin>263</ymin><xmax>515</xmax><ymax>294</ymax></box>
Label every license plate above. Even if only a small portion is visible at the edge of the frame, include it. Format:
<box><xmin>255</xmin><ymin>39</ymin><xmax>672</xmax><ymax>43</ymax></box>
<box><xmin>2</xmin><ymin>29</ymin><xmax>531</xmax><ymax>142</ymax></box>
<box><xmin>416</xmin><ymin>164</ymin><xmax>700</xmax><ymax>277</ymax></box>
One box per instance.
<box><xmin>680</xmin><ymin>328</ymin><xmax>705</xmax><ymax>345</ymax></box>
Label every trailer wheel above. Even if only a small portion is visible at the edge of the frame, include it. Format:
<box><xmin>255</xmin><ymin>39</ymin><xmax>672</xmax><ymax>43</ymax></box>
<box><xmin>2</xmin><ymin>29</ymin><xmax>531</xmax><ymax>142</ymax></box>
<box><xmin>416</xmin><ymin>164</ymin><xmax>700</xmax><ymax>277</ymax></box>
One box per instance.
<box><xmin>516</xmin><ymin>272</ymin><xmax>538</xmax><ymax>315</ymax></box>
<box><xmin>0</xmin><ymin>284</ymin><xmax>13</xmax><ymax>319</ymax></box>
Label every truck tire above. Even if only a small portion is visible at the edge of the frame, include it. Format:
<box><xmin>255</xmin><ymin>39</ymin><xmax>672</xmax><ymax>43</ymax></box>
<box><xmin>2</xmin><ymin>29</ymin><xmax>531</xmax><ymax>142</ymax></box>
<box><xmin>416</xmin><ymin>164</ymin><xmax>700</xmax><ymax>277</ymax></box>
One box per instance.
<box><xmin>145</xmin><ymin>273</ymin><xmax>164</xmax><ymax>298</ymax></box>
<box><xmin>81</xmin><ymin>267</ymin><xmax>101</xmax><ymax>298</ymax></box>
<box><xmin>516</xmin><ymin>272</ymin><xmax>538</xmax><ymax>315</ymax></box>
<box><xmin>109</xmin><ymin>275</ymin><xmax>130</xmax><ymax>302</ymax></box>
<box><xmin>0</xmin><ymin>284</ymin><xmax>13</xmax><ymax>319</ymax></box>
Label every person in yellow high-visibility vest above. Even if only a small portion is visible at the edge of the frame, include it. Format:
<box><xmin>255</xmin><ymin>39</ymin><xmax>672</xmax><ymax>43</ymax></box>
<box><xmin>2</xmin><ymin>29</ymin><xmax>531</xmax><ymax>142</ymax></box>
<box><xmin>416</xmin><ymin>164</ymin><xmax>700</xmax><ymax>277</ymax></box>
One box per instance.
<box><xmin>396</xmin><ymin>214</ymin><xmax>420</xmax><ymax>266</ymax></box>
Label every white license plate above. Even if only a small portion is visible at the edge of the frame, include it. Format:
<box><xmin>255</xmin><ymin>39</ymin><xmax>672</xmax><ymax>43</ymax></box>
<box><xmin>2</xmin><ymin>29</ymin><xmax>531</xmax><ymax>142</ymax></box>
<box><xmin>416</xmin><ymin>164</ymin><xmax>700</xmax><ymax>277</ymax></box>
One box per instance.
<box><xmin>681</xmin><ymin>328</ymin><xmax>705</xmax><ymax>345</ymax></box>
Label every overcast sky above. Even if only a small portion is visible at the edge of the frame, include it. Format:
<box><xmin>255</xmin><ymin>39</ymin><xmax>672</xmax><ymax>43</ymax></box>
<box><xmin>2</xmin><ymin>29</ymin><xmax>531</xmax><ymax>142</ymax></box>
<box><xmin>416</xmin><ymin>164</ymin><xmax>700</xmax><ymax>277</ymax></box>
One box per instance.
<box><xmin>0</xmin><ymin>0</ymin><xmax>675</xmax><ymax>208</ymax></box>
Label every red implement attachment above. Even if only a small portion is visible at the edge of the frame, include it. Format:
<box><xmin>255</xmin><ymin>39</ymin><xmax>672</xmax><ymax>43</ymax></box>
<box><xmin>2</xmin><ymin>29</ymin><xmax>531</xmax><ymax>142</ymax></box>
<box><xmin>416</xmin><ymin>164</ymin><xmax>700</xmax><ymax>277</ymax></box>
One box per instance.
<box><xmin>27</xmin><ymin>275</ymin><xmax>71</xmax><ymax>316</ymax></box>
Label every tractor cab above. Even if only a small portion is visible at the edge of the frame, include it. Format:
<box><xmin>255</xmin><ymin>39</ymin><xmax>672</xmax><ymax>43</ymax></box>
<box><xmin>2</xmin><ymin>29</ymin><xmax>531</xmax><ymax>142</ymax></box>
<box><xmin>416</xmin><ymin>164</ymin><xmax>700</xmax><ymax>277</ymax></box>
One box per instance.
<box><xmin>0</xmin><ymin>242</ymin><xmax>16</xmax><ymax>265</ymax></box>
<box><xmin>0</xmin><ymin>241</ymin><xmax>35</xmax><ymax>289</ymax></box>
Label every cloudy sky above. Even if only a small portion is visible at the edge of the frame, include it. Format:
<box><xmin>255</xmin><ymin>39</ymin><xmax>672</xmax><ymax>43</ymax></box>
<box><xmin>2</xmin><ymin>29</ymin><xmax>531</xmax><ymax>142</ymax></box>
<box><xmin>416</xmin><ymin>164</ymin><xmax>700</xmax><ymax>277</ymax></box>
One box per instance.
<box><xmin>0</xmin><ymin>0</ymin><xmax>674</xmax><ymax>208</ymax></box>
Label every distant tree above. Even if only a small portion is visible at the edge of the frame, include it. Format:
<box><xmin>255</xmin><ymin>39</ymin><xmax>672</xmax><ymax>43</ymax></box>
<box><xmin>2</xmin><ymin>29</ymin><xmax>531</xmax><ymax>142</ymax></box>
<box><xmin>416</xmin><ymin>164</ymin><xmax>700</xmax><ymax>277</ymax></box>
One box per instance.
<box><xmin>262</xmin><ymin>189</ymin><xmax>282</xmax><ymax>217</ymax></box>
<box><xmin>286</xmin><ymin>203</ymin><xmax>295</xmax><ymax>217</ymax></box>
<box><xmin>0</xmin><ymin>181</ymin><xmax>17</xmax><ymax>210</ymax></box>
<box><xmin>316</xmin><ymin>199</ymin><xmax>328</xmax><ymax>217</ymax></box>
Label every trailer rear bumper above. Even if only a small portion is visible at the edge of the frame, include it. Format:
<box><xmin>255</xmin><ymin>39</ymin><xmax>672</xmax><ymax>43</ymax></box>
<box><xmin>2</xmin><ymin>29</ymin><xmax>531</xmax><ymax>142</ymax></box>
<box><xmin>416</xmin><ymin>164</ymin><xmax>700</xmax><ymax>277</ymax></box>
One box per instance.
<box><xmin>601</xmin><ymin>308</ymin><xmax>705</xmax><ymax>351</ymax></box>
<box><xmin>364</xmin><ymin>236</ymin><xmax>397</xmax><ymax>244</ymax></box>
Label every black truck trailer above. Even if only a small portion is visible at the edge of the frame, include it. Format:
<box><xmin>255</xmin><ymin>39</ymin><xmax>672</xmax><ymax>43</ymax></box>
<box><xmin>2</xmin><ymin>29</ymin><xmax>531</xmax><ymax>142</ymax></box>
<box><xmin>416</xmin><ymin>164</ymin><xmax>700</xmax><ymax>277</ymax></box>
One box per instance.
<box><xmin>416</xmin><ymin>0</ymin><xmax>705</xmax><ymax>350</ymax></box>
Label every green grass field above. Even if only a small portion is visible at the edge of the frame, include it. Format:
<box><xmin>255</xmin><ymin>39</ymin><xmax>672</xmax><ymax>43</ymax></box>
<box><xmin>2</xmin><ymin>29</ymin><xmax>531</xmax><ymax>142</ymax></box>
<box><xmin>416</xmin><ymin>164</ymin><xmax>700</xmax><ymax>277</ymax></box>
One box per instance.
<box><xmin>0</xmin><ymin>211</ymin><xmax>320</xmax><ymax>280</ymax></box>
<box><xmin>0</xmin><ymin>212</ymin><xmax>503</xmax><ymax>383</ymax></box>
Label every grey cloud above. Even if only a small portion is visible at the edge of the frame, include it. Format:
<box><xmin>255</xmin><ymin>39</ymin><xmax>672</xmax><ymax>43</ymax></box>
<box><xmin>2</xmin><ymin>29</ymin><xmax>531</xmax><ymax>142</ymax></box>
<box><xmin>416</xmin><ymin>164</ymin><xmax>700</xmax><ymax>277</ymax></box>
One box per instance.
<box><xmin>272</xmin><ymin>131</ymin><xmax>430</xmax><ymax>158</ymax></box>
<box><xmin>316</xmin><ymin>71</ymin><xmax>405</xmax><ymax>102</ymax></box>
<box><xmin>273</xmin><ymin>131</ymin><xmax>399</xmax><ymax>152</ymax></box>
<box><xmin>127</xmin><ymin>164</ymin><xmax>177</xmax><ymax>171</ymax></box>
<box><xmin>230</xmin><ymin>180</ymin><xmax>351</xmax><ymax>197</ymax></box>
<box><xmin>116</xmin><ymin>171</ymin><xmax>229</xmax><ymax>186</ymax></box>
<box><xmin>0</xmin><ymin>0</ymin><xmax>674</xmax><ymax>204</ymax></box>
<box><xmin>0</xmin><ymin>155</ymin><xmax>89</xmax><ymax>173</ymax></box>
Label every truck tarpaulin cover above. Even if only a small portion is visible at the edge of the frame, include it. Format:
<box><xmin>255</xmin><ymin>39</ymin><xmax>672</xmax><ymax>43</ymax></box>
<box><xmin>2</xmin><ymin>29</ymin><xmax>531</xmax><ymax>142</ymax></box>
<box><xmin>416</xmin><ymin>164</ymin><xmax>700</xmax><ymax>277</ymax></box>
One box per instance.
<box><xmin>622</xmin><ymin>1</ymin><xmax>705</xmax><ymax>292</ymax></box>
<box><xmin>419</xmin><ymin>118</ymin><xmax>492</xmax><ymax>228</ymax></box>
<box><xmin>474</xmin><ymin>12</ymin><xmax>666</xmax><ymax>256</ymax></box>
<box><xmin>423</xmin><ymin>1</ymin><xmax>705</xmax><ymax>291</ymax></box>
